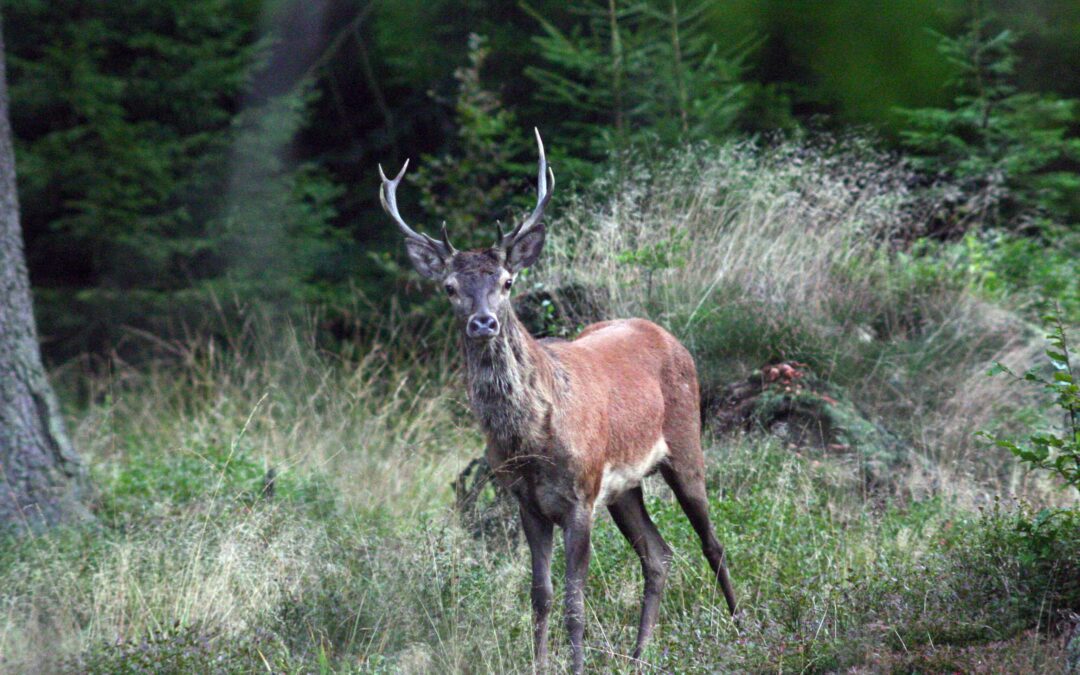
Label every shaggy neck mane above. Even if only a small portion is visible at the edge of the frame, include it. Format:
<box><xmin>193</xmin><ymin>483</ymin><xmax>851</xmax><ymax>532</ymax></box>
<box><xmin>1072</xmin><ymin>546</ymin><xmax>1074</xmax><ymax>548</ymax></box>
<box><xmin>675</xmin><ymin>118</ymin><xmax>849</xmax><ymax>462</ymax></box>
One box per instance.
<box><xmin>463</xmin><ymin>310</ymin><xmax>551</xmax><ymax>445</ymax></box>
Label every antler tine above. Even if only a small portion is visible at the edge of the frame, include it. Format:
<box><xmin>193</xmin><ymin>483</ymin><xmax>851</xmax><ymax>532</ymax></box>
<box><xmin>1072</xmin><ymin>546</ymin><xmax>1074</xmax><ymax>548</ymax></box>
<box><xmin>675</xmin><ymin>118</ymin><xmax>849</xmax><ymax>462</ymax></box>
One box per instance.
<box><xmin>440</xmin><ymin>222</ymin><xmax>457</xmax><ymax>255</ymax></box>
<box><xmin>502</xmin><ymin>128</ymin><xmax>555</xmax><ymax>248</ymax></box>
<box><xmin>377</xmin><ymin>161</ymin><xmax>416</xmax><ymax>238</ymax></box>
<box><xmin>378</xmin><ymin>160</ymin><xmax>454</xmax><ymax>255</ymax></box>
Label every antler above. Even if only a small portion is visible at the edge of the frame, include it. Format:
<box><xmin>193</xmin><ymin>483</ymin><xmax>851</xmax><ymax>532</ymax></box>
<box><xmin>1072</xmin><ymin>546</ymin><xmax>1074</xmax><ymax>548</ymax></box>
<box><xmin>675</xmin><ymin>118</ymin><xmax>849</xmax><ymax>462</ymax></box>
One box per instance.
<box><xmin>500</xmin><ymin>128</ymin><xmax>555</xmax><ymax>250</ymax></box>
<box><xmin>378</xmin><ymin>160</ymin><xmax>457</xmax><ymax>257</ymax></box>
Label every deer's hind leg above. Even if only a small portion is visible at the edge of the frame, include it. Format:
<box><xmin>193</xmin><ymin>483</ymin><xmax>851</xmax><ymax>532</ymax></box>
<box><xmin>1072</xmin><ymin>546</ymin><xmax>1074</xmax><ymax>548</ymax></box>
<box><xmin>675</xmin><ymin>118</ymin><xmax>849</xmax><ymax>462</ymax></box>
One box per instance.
<box><xmin>608</xmin><ymin>486</ymin><xmax>673</xmax><ymax>659</ymax></box>
<box><xmin>660</xmin><ymin>425</ymin><xmax>738</xmax><ymax>616</ymax></box>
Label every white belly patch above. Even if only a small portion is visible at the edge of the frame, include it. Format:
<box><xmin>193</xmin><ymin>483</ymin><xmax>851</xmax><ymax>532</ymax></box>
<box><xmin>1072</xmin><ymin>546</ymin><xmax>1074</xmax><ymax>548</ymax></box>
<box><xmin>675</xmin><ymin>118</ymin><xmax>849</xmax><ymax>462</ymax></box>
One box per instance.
<box><xmin>594</xmin><ymin>438</ymin><xmax>669</xmax><ymax>513</ymax></box>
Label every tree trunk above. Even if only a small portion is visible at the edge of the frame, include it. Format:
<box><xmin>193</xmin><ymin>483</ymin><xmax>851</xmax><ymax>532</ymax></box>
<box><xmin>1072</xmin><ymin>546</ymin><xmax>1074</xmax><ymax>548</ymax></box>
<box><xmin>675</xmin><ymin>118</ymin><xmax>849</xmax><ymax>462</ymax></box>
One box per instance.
<box><xmin>0</xmin><ymin>18</ymin><xmax>92</xmax><ymax>531</ymax></box>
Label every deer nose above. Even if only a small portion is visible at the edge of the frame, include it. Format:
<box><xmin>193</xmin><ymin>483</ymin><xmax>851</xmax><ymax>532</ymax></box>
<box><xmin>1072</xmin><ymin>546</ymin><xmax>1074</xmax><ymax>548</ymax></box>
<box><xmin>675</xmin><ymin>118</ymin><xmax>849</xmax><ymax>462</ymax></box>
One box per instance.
<box><xmin>467</xmin><ymin>313</ymin><xmax>500</xmax><ymax>339</ymax></box>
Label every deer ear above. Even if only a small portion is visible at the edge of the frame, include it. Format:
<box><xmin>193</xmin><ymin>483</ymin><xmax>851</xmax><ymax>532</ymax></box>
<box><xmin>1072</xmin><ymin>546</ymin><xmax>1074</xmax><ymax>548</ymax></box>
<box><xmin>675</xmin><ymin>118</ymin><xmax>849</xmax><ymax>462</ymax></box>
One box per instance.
<box><xmin>404</xmin><ymin>239</ymin><xmax>449</xmax><ymax>279</ymax></box>
<box><xmin>506</xmin><ymin>225</ymin><xmax>545</xmax><ymax>273</ymax></box>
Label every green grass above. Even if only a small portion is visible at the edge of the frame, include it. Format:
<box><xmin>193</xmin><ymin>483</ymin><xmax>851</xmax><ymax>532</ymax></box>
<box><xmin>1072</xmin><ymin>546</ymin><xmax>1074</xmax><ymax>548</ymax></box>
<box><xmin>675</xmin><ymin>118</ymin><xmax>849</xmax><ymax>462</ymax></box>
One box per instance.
<box><xmin>2</xmin><ymin>415</ymin><xmax>1075</xmax><ymax>673</ymax></box>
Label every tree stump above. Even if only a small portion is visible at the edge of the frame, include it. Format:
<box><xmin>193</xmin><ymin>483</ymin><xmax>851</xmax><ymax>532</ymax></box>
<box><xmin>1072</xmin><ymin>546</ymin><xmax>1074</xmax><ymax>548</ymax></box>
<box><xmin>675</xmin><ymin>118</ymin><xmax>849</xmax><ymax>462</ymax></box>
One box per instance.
<box><xmin>705</xmin><ymin>361</ymin><xmax>916</xmax><ymax>490</ymax></box>
<box><xmin>514</xmin><ymin>282</ymin><xmax>607</xmax><ymax>338</ymax></box>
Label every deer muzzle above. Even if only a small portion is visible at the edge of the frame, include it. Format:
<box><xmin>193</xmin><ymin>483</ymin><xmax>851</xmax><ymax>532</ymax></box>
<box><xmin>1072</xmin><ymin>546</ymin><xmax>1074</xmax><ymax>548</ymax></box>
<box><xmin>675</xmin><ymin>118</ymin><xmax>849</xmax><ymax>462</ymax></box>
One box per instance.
<box><xmin>467</xmin><ymin>313</ymin><xmax>500</xmax><ymax>339</ymax></box>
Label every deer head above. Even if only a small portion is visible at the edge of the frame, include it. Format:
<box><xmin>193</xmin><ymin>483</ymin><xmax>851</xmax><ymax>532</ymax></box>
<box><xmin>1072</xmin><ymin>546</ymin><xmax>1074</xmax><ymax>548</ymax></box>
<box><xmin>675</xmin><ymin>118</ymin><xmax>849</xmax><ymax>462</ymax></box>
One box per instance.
<box><xmin>379</xmin><ymin>128</ymin><xmax>555</xmax><ymax>340</ymax></box>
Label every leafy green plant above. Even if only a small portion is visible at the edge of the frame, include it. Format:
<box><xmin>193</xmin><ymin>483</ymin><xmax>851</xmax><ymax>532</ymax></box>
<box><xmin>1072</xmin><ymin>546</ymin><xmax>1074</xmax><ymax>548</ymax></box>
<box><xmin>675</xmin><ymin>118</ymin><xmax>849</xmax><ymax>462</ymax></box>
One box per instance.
<box><xmin>981</xmin><ymin>309</ymin><xmax>1079</xmax><ymax>493</ymax></box>
<box><xmin>615</xmin><ymin>225</ymin><xmax>689</xmax><ymax>305</ymax></box>
<box><xmin>959</xmin><ymin>499</ymin><xmax>1080</xmax><ymax>623</ymax></box>
<box><xmin>951</xmin><ymin>230</ymin><xmax>1080</xmax><ymax>322</ymax></box>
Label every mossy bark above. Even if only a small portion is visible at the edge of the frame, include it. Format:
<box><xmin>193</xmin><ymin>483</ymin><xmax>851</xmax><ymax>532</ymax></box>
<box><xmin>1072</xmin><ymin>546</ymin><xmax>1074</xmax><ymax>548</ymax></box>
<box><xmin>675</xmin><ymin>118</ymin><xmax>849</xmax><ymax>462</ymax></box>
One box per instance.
<box><xmin>0</xmin><ymin>20</ymin><xmax>92</xmax><ymax>531</ymax></box>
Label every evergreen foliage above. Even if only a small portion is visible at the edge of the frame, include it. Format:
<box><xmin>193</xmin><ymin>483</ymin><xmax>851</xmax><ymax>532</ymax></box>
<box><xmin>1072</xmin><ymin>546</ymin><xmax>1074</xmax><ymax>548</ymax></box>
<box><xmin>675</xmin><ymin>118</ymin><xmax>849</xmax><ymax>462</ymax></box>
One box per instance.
<box><xmin>2</xmin><ymin>0</ymin><xmax>1079</xmax><ymax>356</ymax></box>
<box><xmin>6</xmin><ymin>0</ymin><xmax>343</xmax><ymax>354</ymax></box>
<box><xmin>523</xmin><ymin>0</ymin><xmax>751</xmax><ymax>167</ymax></box>
<box><xmin>207</xmin><ymin>86</ymin><xmax>345</xmax><ymax>308</ymax></box>
<box><xmin>410</xmin><ymin>34</ymin><xmax>530</xmax><ymax>252</ymax></box>
<box><xmin>896</xmin><ymin>12</ymin><xmax>1080</xmax><ymax>229</ymax></box>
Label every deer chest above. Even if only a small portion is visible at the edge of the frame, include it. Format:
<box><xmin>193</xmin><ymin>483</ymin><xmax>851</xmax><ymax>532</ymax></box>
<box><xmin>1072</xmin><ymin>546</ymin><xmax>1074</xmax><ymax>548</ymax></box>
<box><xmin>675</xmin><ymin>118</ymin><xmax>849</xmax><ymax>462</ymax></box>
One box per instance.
<box><xmin>487</xmin><ymin>449</ymin><xmax>578</xmax><ymax>525</ymax></box>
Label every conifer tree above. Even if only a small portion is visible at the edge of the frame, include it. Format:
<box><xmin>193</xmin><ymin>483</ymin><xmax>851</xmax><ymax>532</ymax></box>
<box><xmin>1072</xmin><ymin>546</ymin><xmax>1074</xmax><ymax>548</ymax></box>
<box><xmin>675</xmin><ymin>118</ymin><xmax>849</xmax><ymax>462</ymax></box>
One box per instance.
<box><xmin>896</xmin><ymin>11</ymin><xmax>1080</xmax><ymax>229</ymax></box>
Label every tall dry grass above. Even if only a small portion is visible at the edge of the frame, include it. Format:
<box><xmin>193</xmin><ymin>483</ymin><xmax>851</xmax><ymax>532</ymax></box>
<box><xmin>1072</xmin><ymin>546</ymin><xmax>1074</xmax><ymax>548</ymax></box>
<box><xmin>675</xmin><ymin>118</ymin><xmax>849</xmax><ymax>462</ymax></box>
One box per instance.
<box><xmin>1</xmin><ymin>314</ymin><xmax>483</xmax><ymax>671</ymax></box>
<box><xmin>545</xmin><ymin>138</ymin><xmax>916</xmax><ymax>323</ymax></box>
<box><xmin>68</xmin><ymin>315</ymin><xmax>482</xmax><ymax>520</ymax></box>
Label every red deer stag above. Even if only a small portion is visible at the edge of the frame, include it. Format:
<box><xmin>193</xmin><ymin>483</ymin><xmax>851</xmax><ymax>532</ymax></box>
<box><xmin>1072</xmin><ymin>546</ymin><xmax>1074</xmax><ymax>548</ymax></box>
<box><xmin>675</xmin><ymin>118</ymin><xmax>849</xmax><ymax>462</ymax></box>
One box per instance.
<box><xmin>378</xmin><ymin>130</ymin><xmax>737</xmax><ymax>673</ymax></box>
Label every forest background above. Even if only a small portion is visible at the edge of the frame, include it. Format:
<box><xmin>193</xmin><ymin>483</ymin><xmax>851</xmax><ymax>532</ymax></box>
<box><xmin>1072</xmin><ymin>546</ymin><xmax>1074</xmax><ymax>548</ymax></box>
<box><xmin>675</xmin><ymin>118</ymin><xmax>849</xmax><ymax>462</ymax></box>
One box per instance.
<box><xmin>3</xmin><ymin>0</ymin><xmax>1080</xmax><ymax>672</ymax></box>
<box><xmin>6</xmin><ymin>0</ymin><xmax>1078</xmax><ymax>359</ymax></box>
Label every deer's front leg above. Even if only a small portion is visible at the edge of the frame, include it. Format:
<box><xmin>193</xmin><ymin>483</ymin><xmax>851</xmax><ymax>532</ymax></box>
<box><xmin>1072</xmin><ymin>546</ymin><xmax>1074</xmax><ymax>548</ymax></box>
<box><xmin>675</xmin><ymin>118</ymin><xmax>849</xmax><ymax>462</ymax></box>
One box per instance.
<box><xmin>562</xmin><ymin>509</ymin><xmax>593</xmax><ymax>675</ymax></box>
<box><xmin>520</xmin><ymin>504</ymin><xmax>554</xmax><ymax>671</ymax></box>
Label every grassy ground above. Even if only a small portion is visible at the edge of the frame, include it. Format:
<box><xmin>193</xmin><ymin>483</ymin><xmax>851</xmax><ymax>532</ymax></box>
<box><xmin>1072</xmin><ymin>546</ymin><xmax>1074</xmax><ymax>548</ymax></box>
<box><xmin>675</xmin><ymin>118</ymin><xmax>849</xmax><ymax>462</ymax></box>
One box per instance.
<box><xmin>2</xmin><ymin>382</ymin><xmax>1075</xmax><ymax>673</ymax></box>
<box><xmin>2</xmin><ymin>139</ymin><xmax>1078</xmax><ymax>673</ymax></box>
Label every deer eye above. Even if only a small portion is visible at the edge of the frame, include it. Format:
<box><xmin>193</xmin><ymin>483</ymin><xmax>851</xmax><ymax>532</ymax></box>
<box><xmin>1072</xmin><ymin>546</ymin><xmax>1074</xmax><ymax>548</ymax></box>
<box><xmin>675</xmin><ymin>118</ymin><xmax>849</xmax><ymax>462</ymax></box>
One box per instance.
<box><xmin>503</xmin><ymin>278</ymin><xmax>513</xmax><ymax>291</ymax></box>
<box><xmin>445</xmin><ymin>284</ymin><xmax>456</xmax><ymax>296</ymax></box>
